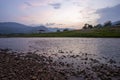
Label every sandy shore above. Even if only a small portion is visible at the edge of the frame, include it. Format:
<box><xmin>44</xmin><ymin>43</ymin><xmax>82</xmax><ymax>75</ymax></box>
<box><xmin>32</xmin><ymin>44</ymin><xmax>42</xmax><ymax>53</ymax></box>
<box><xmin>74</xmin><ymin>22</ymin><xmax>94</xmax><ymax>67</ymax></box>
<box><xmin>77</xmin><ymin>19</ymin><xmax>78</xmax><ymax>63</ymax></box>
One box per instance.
<box><xmin>0</xmin><ymin>49</ymin><xmax>120</xmax><ymax>80</ymax></box>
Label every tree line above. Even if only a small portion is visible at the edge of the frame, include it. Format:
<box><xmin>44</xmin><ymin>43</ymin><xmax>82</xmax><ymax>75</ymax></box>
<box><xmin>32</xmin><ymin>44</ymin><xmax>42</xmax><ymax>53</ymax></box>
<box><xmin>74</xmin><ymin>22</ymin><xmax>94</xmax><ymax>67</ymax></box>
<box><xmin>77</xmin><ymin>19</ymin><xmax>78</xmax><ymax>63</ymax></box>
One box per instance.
<box><xmin>82</xmin><ymin>21</ymin><xmax>112</xmax><ymax>29</ymax></box>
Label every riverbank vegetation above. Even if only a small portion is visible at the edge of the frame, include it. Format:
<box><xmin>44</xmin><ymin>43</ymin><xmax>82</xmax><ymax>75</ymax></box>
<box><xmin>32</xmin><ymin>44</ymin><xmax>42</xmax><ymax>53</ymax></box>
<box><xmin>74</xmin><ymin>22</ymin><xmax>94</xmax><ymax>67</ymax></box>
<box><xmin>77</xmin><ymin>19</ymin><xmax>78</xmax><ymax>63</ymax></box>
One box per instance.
<box><xmin>0</xmin><ymin>21</ymin><xmax>120</xmax><ymax>37</ymax></box>
<box><xmin>0</xmin><ymin>26</ymin><xmax>120</xmax><ymax>38</ymax></box>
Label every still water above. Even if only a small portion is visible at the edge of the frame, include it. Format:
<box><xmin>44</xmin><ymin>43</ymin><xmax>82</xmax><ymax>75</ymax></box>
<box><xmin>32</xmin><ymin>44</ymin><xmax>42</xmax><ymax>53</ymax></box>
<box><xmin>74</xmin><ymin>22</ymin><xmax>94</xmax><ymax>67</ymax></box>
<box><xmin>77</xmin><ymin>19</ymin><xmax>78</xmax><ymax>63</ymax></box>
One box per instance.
<box><xmin>0</xmin><ymin>38</ymin><xmax>120</xmax><ymax>61</ymax></box>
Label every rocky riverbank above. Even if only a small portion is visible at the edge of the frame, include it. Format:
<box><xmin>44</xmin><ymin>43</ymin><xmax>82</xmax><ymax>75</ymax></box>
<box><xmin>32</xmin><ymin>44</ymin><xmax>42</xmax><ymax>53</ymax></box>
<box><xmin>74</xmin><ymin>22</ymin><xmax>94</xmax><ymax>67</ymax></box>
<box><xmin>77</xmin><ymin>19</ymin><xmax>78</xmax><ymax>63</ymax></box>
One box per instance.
<box><xmin>0</xmin><ymin>49</ymin><xmax>68</xmax><ymax>80</ymax></box>
<box><xmin>0</xmin><ymin>49</ymin><xmax>120</xmax><ymax>80</ymax></box>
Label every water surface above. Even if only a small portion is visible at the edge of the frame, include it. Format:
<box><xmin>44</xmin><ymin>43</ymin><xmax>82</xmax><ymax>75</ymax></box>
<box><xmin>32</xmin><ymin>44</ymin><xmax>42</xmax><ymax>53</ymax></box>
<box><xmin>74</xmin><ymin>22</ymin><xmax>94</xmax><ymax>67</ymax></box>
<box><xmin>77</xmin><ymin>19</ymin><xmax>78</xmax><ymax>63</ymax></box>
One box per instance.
<box><xmin>0</xmin><ymin>38</ymin><xmax>120</xmax><ymax>62</ymax></box>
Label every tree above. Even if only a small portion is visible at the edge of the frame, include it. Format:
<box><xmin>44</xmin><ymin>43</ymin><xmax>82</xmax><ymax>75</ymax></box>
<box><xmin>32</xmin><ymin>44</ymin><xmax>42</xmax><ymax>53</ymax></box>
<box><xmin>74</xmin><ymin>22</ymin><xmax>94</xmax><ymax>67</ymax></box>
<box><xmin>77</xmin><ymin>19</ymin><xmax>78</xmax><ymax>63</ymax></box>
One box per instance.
<box><xmin>57</xmin><ymin>29</ymin><xmax>60</xmax><ymax>32</ymax></box>
<box><xmin>82</xmin><ymin>24</ymin><xmax>88</xmax><ymax>29</ymax></box>
<box><xmin>94</xmin><ymin>24</ymin><xmax>102</xmax><ymax>28</ymax></box>
<box><xmin>88</xmin><ymin>25</ymin><xmax>93</xmax><ymax>29</ymax></box>
<box><xmin>82</xmin><ymin>24</ymin><xmax>93</xmax><ymax>29</ymax></box>
<box><xmin>104</xmin><ymin>21</ymin><xmax>112</xmax><ymax>27</ymax></box>
<box><xmin>63</xmin><ymin>29</ymin><xmax>69</xmax><ymax>31</ymax></box>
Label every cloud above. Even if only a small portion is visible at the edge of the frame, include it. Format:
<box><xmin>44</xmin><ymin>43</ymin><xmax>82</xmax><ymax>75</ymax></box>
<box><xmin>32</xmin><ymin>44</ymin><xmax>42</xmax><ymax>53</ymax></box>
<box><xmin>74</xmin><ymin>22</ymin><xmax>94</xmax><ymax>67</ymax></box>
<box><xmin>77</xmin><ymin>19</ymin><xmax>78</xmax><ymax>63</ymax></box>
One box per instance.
<box><xmin>20</xmin><ymin>2</ymin><xmax>33</xmax><ymax>10</ymax></box>
<box><xmin>46</xmin><ymin>23</ymin><xmax>55</xmax><ymax>26</ymax></box>
<box><xmin>49</xmin><ymin>3</ymin><xmax>61</xmax><ymax>9</ymax></box>
<box><xmin>96</xmin><ymin>4</ymin><xmax>120</xmax><ymax>23</ymax></box>
<box><xmin>20</xmin><ymin>0</ymin><xmax>56</xmax><ymax>10</ymax></box>
<box><xmin>78</xmin><ymin>7</ymin><xmax>100</xmax><ymax>25</ymax></box>
<box><xmin>24</xmin><ymin>2</ymin><xmax>32</xmax><ymax>6</ymax></box>
<box><xmin>45</xmin><ymin>23</ymin><xmax>65</xmax><ymax>27</ymax></box>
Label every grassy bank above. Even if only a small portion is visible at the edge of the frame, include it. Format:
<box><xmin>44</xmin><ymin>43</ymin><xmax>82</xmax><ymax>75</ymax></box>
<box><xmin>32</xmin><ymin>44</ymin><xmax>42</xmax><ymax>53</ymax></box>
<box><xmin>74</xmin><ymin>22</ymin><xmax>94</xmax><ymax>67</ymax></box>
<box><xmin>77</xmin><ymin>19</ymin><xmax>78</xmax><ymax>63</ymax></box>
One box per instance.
<box><xmin>1</xmin><ymin>26</ymin><xmax>120</xmax><ymax>38</ymax></box>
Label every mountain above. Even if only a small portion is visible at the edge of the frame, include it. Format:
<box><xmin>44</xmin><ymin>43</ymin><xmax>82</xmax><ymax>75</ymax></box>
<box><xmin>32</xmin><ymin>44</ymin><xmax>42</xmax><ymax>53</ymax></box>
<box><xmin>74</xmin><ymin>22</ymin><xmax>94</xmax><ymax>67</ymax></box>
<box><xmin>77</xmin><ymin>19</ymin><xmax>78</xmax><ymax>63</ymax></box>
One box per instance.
<box><xmin>0</xmin><ymin>22</ymin><xmax>48</xmax><ymax>34</ymax></box>
<box><xmin>112</xmin><ymin>21</ymin><xmax>120</xmax><ymax>26</ymax></box>
<box><xmin>30</xmin><ymin>25</ymin><xmax>49</xmax><ymax>33</ymax></box>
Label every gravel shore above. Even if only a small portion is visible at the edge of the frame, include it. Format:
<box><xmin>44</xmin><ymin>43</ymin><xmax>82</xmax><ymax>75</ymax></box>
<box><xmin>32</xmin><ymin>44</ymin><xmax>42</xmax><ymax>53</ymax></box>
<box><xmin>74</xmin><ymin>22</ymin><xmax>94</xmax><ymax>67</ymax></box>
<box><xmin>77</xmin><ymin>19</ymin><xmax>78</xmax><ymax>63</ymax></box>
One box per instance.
<box><xmin>0</xmin><ymin>49</ymin><xmax>120</xmax><ymax>80</ymax></box>
<box><xmin>0</xmin><ymin>49</ymin><xmax>67</xmax><ymax>80</ymax></box>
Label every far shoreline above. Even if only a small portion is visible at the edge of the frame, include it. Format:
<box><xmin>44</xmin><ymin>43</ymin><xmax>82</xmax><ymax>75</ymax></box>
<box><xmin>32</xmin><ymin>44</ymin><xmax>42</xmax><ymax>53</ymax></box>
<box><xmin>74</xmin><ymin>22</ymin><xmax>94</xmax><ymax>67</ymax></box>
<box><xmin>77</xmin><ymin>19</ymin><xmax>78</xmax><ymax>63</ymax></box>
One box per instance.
<box><xmin>0</xmin><ymin>26</ymin><xmax>120</xmax><ymax>38</ymax></box>
<box><xmin>0</xmin><ymin>36</ymin><xmax>120</xmax><ymax>38</ymax></box>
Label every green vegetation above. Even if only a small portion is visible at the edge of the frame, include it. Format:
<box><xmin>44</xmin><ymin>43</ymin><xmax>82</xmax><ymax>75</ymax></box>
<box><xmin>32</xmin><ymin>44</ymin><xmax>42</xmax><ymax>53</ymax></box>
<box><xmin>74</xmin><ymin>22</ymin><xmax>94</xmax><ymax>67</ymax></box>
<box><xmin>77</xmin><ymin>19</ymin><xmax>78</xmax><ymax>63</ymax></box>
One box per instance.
<box><xmin>0</xmin><ymin>20</ymin><xmax>120</xmax><ymax>38</ymax></box>
<box><xmin>1</xmin><ymin>26</ymin><xmax>120</xmax><ymax>38</ymax></box>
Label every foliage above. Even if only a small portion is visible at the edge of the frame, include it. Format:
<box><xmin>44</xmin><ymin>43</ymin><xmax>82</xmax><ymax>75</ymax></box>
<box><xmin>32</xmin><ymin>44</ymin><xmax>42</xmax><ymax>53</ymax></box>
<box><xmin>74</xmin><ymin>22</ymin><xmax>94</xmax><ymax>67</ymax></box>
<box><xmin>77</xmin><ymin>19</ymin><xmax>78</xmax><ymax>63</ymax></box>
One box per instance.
<box><xmin>57</xmin><ymin>29</ymin><xmax>60</xmax><ymax>32</ymax></box>
<box><xmin>63</xmin><ymin>29</ymin><xmax>69</xmax><ymax>31</ymax></box>
<box><xmin>103</xmin><ymin>21</ymin><xmax>112</xmax><ymax>27</ymax></box>
<box><xmin>82</xmin><ymin>24</ymin><xmax>93</xmax><ymax>29</ymax></box>
<box><xmin>94</xmin><ymin>24</ymin><xmax>102</xmax><ymax>28</ymax></box>
<box><xmin>1</xmin><ymin>26</ymin><xmax>120</xmax><ymax>38</ymax></box>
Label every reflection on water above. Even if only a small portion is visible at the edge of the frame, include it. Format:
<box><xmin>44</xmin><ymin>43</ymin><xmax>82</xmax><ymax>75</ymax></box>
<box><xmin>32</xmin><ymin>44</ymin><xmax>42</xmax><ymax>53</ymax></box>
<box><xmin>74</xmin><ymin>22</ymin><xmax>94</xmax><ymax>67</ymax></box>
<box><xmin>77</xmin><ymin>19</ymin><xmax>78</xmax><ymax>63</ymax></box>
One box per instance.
<box><xmin>0</xmin><ymin>38</ymin><xmax>120</xmax><ymax>62</ymax></box>
<box><xmin>0</xmin><ymin>38</ymin><xmax>120</xmax><ymax>57</ymax></box>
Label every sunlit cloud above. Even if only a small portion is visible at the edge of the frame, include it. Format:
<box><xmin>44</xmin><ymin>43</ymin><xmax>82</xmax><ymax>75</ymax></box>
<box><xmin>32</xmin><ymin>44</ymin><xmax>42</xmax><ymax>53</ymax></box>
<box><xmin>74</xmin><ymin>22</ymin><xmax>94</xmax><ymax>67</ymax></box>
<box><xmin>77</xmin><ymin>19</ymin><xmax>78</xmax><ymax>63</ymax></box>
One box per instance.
<box><xmin>79</xmin><ymin>7</ymin><xmax>100</xmax><ymax>25</ymax></box>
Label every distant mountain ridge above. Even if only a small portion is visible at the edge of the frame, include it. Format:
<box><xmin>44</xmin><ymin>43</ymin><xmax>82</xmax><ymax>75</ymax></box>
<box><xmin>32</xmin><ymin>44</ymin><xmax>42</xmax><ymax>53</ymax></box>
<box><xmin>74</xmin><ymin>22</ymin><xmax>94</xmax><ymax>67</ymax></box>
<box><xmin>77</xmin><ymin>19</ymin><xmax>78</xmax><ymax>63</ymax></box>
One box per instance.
<box><xmin>112</xmin><ymin>21</ymin><xmax>120</xmax><ymax>26</ymax></box>
<box><xmin>0</xmin><ymin>22</ymin><xmax>48</xmax><ymax>34</ymax></box>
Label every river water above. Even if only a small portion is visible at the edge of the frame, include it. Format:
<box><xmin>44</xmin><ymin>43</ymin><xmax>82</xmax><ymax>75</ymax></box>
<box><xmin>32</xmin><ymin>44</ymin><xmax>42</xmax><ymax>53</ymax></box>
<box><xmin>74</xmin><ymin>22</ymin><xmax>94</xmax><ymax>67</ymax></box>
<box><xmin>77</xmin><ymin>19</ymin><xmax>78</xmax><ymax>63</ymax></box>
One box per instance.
<box><xmin>0</xmin><ymin>38</ymin><xmax>120</xmax><ymax>60</ymax></box>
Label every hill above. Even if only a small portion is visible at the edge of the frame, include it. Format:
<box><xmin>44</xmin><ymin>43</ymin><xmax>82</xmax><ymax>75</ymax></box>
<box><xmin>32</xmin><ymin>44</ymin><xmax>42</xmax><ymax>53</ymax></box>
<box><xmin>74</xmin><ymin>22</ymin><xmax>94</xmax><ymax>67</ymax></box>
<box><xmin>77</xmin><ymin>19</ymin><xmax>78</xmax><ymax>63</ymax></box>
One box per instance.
<box><xmin>0</xmin><ymin>22</ymin><xmax>48</xmax><ymax>34</ymax></box>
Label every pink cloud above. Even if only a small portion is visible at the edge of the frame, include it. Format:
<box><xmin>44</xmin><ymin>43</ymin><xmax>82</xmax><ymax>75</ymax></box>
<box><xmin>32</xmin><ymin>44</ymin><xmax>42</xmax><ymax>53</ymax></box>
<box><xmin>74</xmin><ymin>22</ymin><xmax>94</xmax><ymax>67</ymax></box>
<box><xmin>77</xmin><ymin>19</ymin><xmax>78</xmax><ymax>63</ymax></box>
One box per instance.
<box><xmin>20</xmin><ymin>0</ymin><xmax>56</xmax><ymax>10</ymax></box>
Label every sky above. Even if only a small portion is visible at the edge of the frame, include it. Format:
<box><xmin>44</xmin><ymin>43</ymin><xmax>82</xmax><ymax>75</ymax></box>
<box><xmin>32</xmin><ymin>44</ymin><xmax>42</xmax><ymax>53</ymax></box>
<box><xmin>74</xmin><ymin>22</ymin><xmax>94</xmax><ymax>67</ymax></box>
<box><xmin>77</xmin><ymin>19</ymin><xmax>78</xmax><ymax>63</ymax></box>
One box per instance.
<box><xmin>0</xmin><ymin>0</ymin><xmax>120</xmax><ymax>29</ymax></box>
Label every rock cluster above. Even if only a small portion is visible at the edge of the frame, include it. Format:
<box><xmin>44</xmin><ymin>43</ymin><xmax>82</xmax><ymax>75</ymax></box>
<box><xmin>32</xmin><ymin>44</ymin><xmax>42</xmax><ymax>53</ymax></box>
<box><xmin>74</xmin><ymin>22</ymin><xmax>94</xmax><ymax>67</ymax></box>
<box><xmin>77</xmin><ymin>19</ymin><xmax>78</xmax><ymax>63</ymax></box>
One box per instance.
<box><xmin>0</xmin><ymin>49</ymin><xmax>120</xmax><ymax>80</ymax></box>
